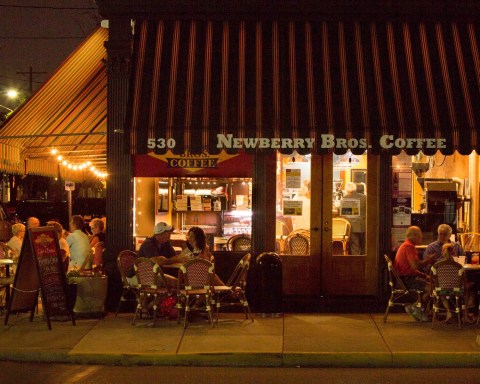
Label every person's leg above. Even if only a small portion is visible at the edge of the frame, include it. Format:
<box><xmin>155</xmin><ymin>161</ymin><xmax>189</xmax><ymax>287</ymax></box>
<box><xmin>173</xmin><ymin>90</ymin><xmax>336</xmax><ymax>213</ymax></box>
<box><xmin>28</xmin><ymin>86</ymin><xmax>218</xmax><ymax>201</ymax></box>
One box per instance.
<box><xmin>350</xmin><ymin>233</ymin><xmax>361</xmax><ymax>255</ymax></box>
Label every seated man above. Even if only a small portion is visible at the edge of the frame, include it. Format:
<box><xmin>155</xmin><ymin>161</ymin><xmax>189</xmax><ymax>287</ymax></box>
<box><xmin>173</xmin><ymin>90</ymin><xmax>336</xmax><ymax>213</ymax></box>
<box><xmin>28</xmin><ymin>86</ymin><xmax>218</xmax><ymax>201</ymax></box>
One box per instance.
<box><xmin>423</xmin><ymin>224</ymin><xmax>465</xmax><ymax>270</ymax></box>
<box><xmin>135</xmin><ymin>222</ymin><xmax>189</xmax><ymax>287</ymax></box>
<box><xmin>394</xmin><ymin>226</ymin><xmax>436</xmax><ymax>322</ymax></box>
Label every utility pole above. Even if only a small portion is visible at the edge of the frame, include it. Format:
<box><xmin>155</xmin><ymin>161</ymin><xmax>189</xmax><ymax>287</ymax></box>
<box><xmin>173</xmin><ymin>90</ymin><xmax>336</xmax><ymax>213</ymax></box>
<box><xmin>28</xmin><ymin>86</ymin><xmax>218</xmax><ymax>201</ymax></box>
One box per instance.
<box><xmin>17</xmin><ymin>65</ymin><xmax>47</xmax><ymax>93</ymax></box>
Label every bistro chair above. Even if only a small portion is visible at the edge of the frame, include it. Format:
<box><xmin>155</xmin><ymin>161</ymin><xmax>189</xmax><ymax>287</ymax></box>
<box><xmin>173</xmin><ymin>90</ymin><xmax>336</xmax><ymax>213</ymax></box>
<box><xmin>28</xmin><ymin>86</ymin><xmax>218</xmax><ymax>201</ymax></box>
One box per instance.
<box><xmin>115</xmin><ymin>250</ymin><xmax>139</xmax><ymax>316</ymax></box>
<box><xmin>275</xmin><ymin>220</ymin><xmax>291</xmax><ymax>254</ymax></box>
<box><xmin>332</xmin><ymin>218</ymin><xmax>351</xmax><ymax>255</ymax></box>
<box><xmin>132</xmin><ymin>257</ymin><xmax>171</xmax><ymax>327</ymax></box>
<box><xmin>286</xmin><ymin>232</ymin><xmax>310</xmax><ymax>255</ymax></box>
<box><xmin>214</xmin><ymin>253</ymin><xmax>253</xmax><ymax>323</ymax></box>
<box><xmin>226</xmin><ymin>235</ymin><xmax>251</xmax><ymax>252</ymax></box>
<box><xmin>176</xmin><ymin>258</ymin><xmax>215</xmax><ymax>328</ymax></box>
<box><xmin>430</xmin><ymin>258</ymin><xmax>466</xmax><ymax>329</ymax></box>
<box><xmin>383</xmin><ymin>254</ymin><xmax>421</xmax><ymax>323</ymax></box>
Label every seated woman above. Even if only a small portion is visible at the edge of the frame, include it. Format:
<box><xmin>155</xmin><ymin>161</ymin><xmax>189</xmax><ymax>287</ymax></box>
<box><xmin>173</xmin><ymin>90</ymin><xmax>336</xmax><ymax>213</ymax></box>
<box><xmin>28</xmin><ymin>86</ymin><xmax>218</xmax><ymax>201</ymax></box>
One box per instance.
<box><xmin>180</xmin><ymin>226</ymin><xmax>225</xmax><ymax>285</ymax></box>
<box><xmin>89</xmin><ymin>218</ymin><xmax>106</xmax><ymax>268</ymax></box>
<box><xmin>437</xmin><ymin>243</ymin><xmax>475</xmax><ymax>323</ymax></box>
<box><xmin>6</xmin><ymin>223</ymin><xmax>25</xmax><ymax>260</ymax></box>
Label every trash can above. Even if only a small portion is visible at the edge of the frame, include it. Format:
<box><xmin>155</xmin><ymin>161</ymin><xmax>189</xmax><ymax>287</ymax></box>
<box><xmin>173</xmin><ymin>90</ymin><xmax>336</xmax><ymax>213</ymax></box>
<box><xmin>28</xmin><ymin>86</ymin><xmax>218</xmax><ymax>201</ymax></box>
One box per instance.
<box><xmin>256</xmin><ymin>252</ymin><xmax>283</xmax><ymax>317</ymax></box>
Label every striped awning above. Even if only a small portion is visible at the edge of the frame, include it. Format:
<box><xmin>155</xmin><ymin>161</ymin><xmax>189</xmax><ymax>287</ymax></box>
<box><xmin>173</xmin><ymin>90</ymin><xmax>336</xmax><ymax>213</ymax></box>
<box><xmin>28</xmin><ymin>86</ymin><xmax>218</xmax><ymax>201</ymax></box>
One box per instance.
<box><xmin>126</xmin><ymin>18</ymin><xmax>480</xmax><ymax>156</ymax></box>
<box><xmin>0</xmin><ymin>27</ymin><xmax>108</xmax><ymax>179</ymax></box>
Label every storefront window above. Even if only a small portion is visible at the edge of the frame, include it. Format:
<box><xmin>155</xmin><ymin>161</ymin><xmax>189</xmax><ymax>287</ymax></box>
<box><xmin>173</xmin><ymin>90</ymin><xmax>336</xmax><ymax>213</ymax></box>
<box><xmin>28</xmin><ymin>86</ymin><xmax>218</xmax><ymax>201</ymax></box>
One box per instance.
<box><xmin>333</xmin><ymin>151</ymin><xmax>368</xmax><ymax>256</ymax></box>
<box><xmin>133</xmin><ymin>176</ymin><xmax>252</xmax><ymax>252</ymax></box>
<box><xmin>276</xmin><ymin>152</ymin><xmax>311</xmax><ymax>255</ymax></box>
<box><xmin>392</xmin><ymin>150</ymin><xmax>472</xmax><ymax>250</ymax></box>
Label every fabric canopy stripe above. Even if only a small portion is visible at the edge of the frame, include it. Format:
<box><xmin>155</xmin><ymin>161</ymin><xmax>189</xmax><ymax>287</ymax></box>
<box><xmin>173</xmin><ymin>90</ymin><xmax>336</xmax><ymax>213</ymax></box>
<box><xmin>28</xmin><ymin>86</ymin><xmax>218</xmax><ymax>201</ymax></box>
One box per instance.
<box><xmin>0</xmin><ymin>27</ymin><xmax>108</xmax><ymax>178</ymax></box>
<box><xmin>127</xmin><ymin>18</ymin><xmax>480</xmax><ymax>156</ymax></box>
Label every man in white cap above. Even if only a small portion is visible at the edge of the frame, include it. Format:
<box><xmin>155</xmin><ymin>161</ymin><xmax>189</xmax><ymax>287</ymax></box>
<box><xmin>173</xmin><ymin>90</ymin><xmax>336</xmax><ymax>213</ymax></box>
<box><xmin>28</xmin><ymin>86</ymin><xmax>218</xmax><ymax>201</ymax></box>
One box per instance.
<box><xmin>137</xmin><ymin>222</ymin><xmax>188</xmax><ymax>265</ymax></box>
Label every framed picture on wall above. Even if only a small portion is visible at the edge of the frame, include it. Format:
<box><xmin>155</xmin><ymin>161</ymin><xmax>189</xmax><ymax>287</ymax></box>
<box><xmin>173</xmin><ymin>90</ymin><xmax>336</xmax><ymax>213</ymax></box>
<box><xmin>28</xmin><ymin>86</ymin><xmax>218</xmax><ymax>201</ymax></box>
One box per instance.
<box><xmin>351</xmin><ymin>169</ymin><xmax>366</xmax><ymax>184</ymax></box>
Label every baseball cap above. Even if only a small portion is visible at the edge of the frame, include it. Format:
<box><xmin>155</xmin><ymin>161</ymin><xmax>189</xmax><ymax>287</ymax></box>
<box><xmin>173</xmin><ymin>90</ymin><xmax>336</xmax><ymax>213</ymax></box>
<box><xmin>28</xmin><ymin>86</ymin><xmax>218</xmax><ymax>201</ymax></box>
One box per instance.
<box><xmin>154</xmin><ymin>222</ymin><xmax>174</xmax><ymax>235</ymax></box>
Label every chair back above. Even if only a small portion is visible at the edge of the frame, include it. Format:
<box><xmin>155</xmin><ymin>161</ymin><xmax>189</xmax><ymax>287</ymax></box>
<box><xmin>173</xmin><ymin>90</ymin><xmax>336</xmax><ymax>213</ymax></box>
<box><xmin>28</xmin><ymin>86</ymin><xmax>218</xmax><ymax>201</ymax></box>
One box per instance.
<box><xmin>134</xmin><ymin>257</ymin><xmax>169</xmax><ymax>290</ymax></box>
<box><xmin>332</xmin><ymin>218</ymin><xmax>351</xmax><ymax>239</ymax></box>
<box><xmin>226</xmin><ymin>253</ymin><xmax>251</xmax><ymax>287</ymax></box>
<box><xmin>117</xmin><ymin>250</ymin><xmax>137</xmax><ymax>286</ymax></box>
<box><xmin>179</xmin><ymin>258</ymin><xmax>214</xmax><ymax>290</ymax></box>
<box><xmin>227</xmin><ymin>235</ymin><xmax>251</xmax><ymax>251</ymax></box>
<box><xmin>287</xmin><ymin>233</ymin><xmax>310</xmax><ymax>255</ymax></box>
<box><xmin>276</xmin><ymin>220</ymin><xmax>290</xmax><ymax>237</ymax></box>
<box><xmin>458</xmin><ymin>232</ymin><xmax>480</xmax><ymax>252</ymax></box>
<box><xmin>431</xmin><ymin>259</ymin><xmax>464</xmax><ymax>292</ymax></box>
<box><xmin>384</xmin><ymin>254</ymin><xmax>408</xmax><ymax>291</ymax></box>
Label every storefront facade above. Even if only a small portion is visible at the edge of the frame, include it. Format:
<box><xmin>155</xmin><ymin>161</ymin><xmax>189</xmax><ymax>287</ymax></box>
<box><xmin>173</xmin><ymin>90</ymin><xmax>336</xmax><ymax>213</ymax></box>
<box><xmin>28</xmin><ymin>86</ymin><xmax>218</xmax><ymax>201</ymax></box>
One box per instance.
<box><xmin>96</xmin><ymin>0</ymin><xmax>480</xmax><ymax>309</ymax></box>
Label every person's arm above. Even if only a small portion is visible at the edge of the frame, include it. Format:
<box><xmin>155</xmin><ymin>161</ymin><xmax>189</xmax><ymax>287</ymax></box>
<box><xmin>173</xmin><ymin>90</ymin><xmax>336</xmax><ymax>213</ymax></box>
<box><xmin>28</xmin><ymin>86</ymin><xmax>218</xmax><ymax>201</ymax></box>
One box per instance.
<box><xmin>406</xmin><ymin>247</ymin><xmax>431</xmax><ymax>277</ymax></box>
<box><xmin>199</xmin><ymin>245</ymin><xmax>214</xmax><ymax>262</ymax></box>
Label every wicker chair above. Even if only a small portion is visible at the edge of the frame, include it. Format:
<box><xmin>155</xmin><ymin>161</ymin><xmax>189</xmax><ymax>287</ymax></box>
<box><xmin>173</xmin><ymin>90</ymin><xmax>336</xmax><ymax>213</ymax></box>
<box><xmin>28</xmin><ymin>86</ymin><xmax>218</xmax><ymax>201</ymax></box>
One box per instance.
<box><xmin>430</xmin><ymin>258</ymin><xmax>466</xmax><ymax>329</ymax></box>
<box><xmin>176</xmin><ymin>258</ymin><xmax>215</xmax><ymax>328</ymax></box>
<box><xmin>115</xmin><ymin>250</ymin><xmax>139</xmax><ymax>316</ymax></box>
<box><xmin>132</xmin><ymin>257</ymin><xmax>171</xmax><ymax>326</ymax></box>
<box><xmin>214</xmin><ymin>253</ymin><xmax>253</xmax><ymax>322</ymax></box>
<box><xmin>286</xmin><ymin>232</ymin><xmax>310</xmax><ymax>255</ymax></box>
<box><xmin>226</xmin><ymin>235</ymin><xmax>251</xmax><ymax>251</ymax></box>
<box><xmin>383</xmin><ymin>254</ymin><xmax>421</xmax><ymax>323</ymax></box>
<box><xmin>332</xmin><ymin>218</ymin><xmax>351</xmax><ymax>255</ymax></box>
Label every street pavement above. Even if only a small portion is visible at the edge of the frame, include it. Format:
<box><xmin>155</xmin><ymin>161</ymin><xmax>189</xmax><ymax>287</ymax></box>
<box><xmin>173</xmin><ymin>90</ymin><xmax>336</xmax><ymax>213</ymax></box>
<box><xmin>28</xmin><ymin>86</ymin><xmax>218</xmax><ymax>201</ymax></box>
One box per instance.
<box><xmin>1</xmin><ymin>311</ymin><xmax>480</xmax><ymax>368</ymax></box>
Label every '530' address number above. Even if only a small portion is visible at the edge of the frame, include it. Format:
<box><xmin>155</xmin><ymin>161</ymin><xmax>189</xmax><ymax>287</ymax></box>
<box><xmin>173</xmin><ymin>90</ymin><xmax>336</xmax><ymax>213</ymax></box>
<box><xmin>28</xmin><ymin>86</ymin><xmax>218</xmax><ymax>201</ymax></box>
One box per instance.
<box><xmin>147</xmin><ymin>138</ymin><xmax>176</xmax><ymax>149</ymax></box>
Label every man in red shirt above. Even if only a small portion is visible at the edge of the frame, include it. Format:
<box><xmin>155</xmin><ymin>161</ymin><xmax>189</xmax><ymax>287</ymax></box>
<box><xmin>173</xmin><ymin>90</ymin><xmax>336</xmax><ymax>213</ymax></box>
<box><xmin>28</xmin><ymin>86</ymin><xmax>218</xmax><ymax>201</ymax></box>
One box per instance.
<box><xmin>394</xmin><ymin>226</ymin><xmax>435</xmax><ymax>321</ymax></box>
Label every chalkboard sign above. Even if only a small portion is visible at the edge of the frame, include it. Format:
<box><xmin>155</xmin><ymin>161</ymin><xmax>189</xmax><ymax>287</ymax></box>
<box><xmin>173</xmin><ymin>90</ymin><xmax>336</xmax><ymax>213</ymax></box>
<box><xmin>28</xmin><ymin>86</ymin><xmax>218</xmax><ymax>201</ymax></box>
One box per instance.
<box><xmin>5</xmin><ymin>227</ymin><xmax>75</xmax><ymax>329</ymax></box>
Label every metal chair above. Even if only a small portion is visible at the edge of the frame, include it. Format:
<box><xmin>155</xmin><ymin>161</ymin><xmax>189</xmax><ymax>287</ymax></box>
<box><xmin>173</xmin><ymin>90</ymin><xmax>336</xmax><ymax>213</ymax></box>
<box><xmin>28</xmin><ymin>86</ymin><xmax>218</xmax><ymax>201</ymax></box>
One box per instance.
<box><xmin>430</xmin><ymin>258</ymin><xmax>466</xmax><ymax>329</ymax></box>
<box><xmin>176</xmin><ymin>258</ymin><xmax>215</xmax><ymax>328</ymax></box>
<box><xmin>132</xmin><ymin>257</ymin><xmax>171</xmax><ymax>326</ymax></box>
<box><xmin>286</xmin><ymin>232</ymin><xmax>310</xmax><ymax>255</ymax></box>
<box><xmin>332</xmin><ymin>218</ymin><xmax>351</xmax><ymax>255</ymax></box>
<box><xmin>226</xmin><ymin>235</ymin><xmax>251</xmax><ymax>251</ymax></box>
<box><xmin>214</xmin><ymin>253</ymin><xmax>253</xmax><ymax>322</ymax></box>
<box><xmin>458</xmin><ymin>232</ymin><xmax>480</xmax><ymax>253</ymax></box>
<box><xmin>115</xmin><ymin>250</ymin><xmax>139</xmax><ymax>316</ymax></box>
<box><xmin>383</xmin><ymin>254</ymin><xmax>421</xmax><ymax>323</ymax></box>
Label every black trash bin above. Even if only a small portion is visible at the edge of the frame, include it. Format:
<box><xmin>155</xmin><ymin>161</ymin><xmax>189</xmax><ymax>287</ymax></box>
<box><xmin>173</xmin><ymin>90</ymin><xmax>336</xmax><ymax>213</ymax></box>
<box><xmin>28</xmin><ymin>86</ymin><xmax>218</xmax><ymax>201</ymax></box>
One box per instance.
<box><xmin>256</xmin><ymin>252</ymin><xmax>283</xmax><ymax>317</ymax></box>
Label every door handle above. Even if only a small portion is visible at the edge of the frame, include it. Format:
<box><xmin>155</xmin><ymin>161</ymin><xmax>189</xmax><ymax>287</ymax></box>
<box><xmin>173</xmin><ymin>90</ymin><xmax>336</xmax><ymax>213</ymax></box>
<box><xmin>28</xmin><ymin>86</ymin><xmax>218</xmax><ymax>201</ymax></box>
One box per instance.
<box><xmin>311</xmin><ymin>226</ymin><xmax>320</xmax><ymax>232</ymax></box>
<box><xmin>323</xmin><ymin>227</ymin><xmax>329</xmax><ymax>232</ymax></box>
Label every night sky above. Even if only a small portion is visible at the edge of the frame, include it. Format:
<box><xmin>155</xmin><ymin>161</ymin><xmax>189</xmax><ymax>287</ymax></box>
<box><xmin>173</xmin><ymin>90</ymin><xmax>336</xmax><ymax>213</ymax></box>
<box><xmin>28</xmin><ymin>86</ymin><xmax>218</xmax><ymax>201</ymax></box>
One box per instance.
<box><xmin>0</xmin><ymin>0</ymin><xmax>100</xmax><ymax>110</ymax></box>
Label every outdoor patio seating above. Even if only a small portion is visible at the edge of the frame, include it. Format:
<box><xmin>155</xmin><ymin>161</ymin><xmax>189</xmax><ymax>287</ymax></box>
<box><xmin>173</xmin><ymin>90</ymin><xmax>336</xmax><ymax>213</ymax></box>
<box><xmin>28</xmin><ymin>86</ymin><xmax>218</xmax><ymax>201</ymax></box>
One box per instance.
<box><xmin>383</xmin><ymin>254</ymin><xmax>421</xmax><ymax>323</ymax></box>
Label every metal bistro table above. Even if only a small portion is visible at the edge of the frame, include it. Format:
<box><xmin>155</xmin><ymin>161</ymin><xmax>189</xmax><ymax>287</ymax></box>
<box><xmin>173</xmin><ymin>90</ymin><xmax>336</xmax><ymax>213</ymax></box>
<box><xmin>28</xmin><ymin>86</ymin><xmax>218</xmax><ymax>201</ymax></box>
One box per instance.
<box><xmin>462</xmin><ymin>263</ymin><xmax>480</xmax><ymax>319</ymax></box>
<box><xmin>0</xmin><ymin>258</ymin><xmax>14</xmax><ymax>309</ymax></box>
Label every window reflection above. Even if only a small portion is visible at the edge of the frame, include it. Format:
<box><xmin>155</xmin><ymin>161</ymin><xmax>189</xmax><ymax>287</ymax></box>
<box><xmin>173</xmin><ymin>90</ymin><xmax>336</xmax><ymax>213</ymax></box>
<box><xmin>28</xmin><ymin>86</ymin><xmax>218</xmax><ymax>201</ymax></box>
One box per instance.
<box><xmin>275</xmin><ymin>152</ymin><xmax>311</xmax><ymax>255</ymax></box>
<box><xmin>333</xmin><ymin>151</ymin><xmax>367</xmax><ymax>256</ymax></box>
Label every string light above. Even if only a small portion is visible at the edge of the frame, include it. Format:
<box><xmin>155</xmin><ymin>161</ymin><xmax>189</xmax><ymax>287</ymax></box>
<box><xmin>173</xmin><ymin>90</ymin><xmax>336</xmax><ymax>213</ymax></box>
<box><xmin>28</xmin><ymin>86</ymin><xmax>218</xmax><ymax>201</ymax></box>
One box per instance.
<box><xmin>50</xmin><ymin>148</ymin><xmax>107</xmax><ymax>179</ymax></box>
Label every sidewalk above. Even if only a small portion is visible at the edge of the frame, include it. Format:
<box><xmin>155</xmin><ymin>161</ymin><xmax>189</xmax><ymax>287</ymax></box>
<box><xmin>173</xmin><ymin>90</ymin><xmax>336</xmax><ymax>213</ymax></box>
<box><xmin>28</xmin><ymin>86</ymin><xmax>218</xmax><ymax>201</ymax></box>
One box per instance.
<box><xmin>1</xmin><ymin>311</ymin><xmax>480</xmax><ymax>367</ymax></box>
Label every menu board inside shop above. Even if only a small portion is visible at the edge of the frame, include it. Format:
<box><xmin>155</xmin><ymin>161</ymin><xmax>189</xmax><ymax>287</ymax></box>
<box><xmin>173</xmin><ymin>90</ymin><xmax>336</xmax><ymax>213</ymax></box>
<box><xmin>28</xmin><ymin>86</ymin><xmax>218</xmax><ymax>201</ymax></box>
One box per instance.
<box><xmin>5</xmin><ymin>227</ymin><xmax>75</xmax><ymax>330</ymax></box>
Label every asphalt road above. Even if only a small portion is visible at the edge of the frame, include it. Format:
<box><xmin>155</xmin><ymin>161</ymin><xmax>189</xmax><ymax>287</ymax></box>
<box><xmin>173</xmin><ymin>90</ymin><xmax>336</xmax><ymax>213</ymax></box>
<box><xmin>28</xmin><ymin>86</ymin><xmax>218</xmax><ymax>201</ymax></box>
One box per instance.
<box><xmin>1</xmin><ymin>362</ymin><xmax>480</xmax><ymax>384</ymax></box>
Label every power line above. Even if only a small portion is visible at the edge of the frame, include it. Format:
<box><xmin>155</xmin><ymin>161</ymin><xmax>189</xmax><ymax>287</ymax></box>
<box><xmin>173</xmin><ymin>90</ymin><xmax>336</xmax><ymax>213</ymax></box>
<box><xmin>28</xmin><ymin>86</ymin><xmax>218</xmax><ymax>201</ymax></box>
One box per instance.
<box><xmin>0</xmin><ymin>4</ymin><xmax>96</xmax><ymax>10</ymax></box>
<box><xmin>0</xmin><ymin>36</ymin><xmax>88</xmax><ymax>40</ymax></box>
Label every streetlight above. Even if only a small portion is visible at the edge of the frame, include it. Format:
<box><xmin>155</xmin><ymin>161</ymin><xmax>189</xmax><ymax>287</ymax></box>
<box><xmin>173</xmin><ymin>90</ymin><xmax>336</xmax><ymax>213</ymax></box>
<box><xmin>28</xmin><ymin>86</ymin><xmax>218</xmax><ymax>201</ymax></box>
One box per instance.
<box><xmin>0</xmin><ymin>88</ymin><xmax>23</xmax><ymax>120</ymax></box>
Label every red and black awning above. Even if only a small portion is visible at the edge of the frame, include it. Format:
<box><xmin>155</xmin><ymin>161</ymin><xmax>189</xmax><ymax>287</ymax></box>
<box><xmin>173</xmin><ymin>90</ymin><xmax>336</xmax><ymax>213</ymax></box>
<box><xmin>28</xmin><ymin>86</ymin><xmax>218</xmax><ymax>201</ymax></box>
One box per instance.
<box><xmin>126</xmin><ymin>18</ymin><xmax>480</xmax><ymax>156</ymax></box>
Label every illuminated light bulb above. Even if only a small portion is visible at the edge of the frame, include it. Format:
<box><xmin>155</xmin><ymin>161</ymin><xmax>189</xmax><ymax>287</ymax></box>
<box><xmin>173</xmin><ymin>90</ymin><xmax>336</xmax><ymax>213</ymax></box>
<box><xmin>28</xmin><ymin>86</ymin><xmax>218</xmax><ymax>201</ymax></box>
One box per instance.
<box><xmin>51</xmin><ymin>149</ymin><xmax>58</xmax><ymax>155</ymax></box>
<box><xmin>73</xmin><ymin>165</ymin><xmax>78</xmax><ymax>170</ymax></box>
<box><xmin>62</xmin><ymin>160</ymin><xmax>68</xmax><ymax>166</ymax></box>
<box><xmin>57</xmin><ymin>155</ymin><xmax>63</xmax><ymax>161</ymax></box>
<box><xmin>67</xmin><ymin>164</ymin><xmax>72</xmax><ymax>169</ymax></box>
<box><xmin>6</xmin><ymin>89</ymin><xmax>18</xmax><ymax>98</ymax></box>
